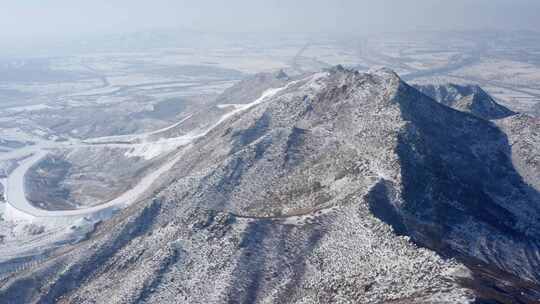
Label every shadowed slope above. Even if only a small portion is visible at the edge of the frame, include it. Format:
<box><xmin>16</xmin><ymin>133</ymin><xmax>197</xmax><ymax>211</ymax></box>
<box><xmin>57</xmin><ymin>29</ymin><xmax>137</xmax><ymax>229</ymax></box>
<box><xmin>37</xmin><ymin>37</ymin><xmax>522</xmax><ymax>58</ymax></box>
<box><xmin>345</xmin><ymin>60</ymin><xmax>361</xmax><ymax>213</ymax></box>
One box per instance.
<box><xmin>414</xmin><ymin>83</ymin><xmax>516</xmax><ymax>120</ymax></box>
<box><xmin>2</xmin><ymin>68</ymin><xmax>538</xmax><ymax>304</ymax></box>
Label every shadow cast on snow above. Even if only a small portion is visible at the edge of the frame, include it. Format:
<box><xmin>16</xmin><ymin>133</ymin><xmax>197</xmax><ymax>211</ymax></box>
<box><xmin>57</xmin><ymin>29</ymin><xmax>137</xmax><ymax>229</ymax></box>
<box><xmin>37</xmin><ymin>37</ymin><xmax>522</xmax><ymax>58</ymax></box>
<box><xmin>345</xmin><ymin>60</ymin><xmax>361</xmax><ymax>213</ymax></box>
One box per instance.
<box><xmin>369</xmin><ymin>82</ymin><xmax>540</xmax><ymax>303</ymax></box>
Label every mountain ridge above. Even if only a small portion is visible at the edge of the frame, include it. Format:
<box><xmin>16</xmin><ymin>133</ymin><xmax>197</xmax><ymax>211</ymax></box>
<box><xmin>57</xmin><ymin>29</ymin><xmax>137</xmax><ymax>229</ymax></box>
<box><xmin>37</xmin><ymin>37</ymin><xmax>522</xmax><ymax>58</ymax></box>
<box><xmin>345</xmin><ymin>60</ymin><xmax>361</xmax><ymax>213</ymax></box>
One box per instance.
<box><xmin>1</xmin><ymin>67</ymin><xmax>539</xmax><ymax>303</ymax></box>
<box><xmin>413</xmin><ymin>83</ymin><xmax>516</xmax><ymax>120</ymax></box>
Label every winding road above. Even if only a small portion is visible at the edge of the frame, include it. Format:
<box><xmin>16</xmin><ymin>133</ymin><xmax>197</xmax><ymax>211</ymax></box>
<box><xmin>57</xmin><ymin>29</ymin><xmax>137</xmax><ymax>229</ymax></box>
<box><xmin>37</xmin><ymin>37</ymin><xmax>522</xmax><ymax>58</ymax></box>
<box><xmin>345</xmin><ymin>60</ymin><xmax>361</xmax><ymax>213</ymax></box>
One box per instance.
<box><xmin>1</xmin><ymin>84</ymin><xmax>290</xmax><ymax>220</ymax></box>
<box><xmin>1</xmin><ymin>133</ymin><xmax>195</xmax><ymax>219</ymax></box>
<box><xmin>4</xmin><ymin>146</ymin><xmax>188</xmax><ymax>218</ymax></box>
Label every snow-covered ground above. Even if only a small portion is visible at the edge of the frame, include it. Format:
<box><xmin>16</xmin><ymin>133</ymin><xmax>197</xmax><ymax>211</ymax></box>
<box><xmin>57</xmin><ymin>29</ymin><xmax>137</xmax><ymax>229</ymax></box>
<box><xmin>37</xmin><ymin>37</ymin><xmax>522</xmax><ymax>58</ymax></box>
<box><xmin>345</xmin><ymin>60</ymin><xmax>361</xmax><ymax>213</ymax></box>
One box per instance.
<box><xmin>0</xmin><ymin>136</ymin><xmax>188</xmax><ymax>264</ymax></box>
<box><xmin>0</xmin><ymin>85</ymin><xmax>292</xmax><ymax>269</ymax></box>
<box><xmin>2</xmin><ymin>104</ymin><xmax>53</xmax><ymax>113</ymax></box>
<box><xmin>2</xmin><ymin>83</ymin><xmax>291</xmax><ymax>219</ymax></box>
<box><xmin>1</xmin><ymin>30</ymin><xmax>539</xmax><ymax>289</ymax></box>
<box><xmin>124</xmin><ymin>136</ymin><xmax>193</xmax><ymax>160</ymax></box>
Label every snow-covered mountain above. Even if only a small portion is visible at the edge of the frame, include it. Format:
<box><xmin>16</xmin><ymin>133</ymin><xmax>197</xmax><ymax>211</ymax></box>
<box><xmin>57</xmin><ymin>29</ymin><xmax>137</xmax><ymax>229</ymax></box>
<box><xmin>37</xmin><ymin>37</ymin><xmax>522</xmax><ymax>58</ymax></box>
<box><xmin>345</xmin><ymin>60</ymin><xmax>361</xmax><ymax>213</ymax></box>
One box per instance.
<box><xmin>413</xmin><ymin>83</ymin><xmax>516</xmax><ymax>120</ymax></box>
<box><xmin>1</xmin><ymin>67</ymin><xmax>539</xmax><ymax>303</ymax></box>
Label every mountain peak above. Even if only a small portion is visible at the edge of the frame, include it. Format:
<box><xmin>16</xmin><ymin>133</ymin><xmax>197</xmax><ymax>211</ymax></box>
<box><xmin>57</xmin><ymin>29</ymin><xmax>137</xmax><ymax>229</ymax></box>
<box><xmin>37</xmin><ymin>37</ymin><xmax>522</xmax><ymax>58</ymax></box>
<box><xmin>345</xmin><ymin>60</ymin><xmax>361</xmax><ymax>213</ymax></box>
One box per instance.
<box><xmin>413</xmin><ymin>83</ymin><xmax>516</xmax><ymax>119</ymax></box>
<box><xmin>368</xmin><ymin>66</ymin><xmax>401</xmax><ymax>78</ymax></box>
<box><xmin>274</xmin><ymin>69</ymin><xmax>289</xmax><ymax>80</ymax></box>
<box><xmin>3</xmin><ymin>67</ymin><xmax>539</xmax><ymax>304</ymax></box>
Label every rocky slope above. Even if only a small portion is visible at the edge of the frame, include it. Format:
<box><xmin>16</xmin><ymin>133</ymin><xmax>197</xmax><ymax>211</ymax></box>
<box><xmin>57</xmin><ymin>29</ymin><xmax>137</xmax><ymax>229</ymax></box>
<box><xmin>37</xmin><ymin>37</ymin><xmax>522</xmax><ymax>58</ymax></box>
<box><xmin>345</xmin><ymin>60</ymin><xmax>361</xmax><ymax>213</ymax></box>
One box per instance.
<box><xmin>147</xmin><ymin>70</ymin><xmax>290</xmax><ymax>140</ymax></box>
<box><xmin>413</xmin><ymin>83</ymin><xmax>515</xmax><ymax>120</ymax></box>
<box><xmin>1</xmin><ymin>68</ymin><xmax>539</xmax><ymax>303</ymax></box>
<box><xmin>495</xmin><ymin>114</ymin><xmax>540</xmax><ymax>191</ymax></box>
<box><xmin>215</xmin><ymin>70</ymin><xmax>289</xmax><ymax>105</ymax></box>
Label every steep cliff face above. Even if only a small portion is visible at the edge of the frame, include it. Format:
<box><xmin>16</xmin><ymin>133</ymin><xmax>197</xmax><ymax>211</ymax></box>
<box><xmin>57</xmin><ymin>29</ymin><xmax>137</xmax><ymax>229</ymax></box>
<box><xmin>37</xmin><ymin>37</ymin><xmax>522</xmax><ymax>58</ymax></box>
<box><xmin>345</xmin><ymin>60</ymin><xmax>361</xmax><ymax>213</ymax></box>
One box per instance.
<box><xmin>393</xmin><ymin>82</ymin><xmax>540</xmax><ymax>301</ymax></box>
<box><xmin>414</xmin><ymin>83</ymin><xmax>516</xmax><ymax>120</ymax></box>
<box><xmin>495</xmin><ymin>114</ymin><xmax>540</xmax><ymax>191</ymax></box>
<box><xmin>2</xmin><ymin>68</ymin><xmax>539</xmax><ymax>304</ymax></box>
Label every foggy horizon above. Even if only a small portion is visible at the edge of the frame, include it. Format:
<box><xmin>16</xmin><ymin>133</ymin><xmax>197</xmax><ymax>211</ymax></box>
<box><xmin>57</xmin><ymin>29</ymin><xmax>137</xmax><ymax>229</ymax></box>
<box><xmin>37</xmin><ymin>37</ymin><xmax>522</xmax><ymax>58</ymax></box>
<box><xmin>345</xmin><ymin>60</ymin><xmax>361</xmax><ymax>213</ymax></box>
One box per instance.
<box><xmin>1</xmin><ymin>0</ymin><xmax>539</xmax><ymax>44</ymax></box>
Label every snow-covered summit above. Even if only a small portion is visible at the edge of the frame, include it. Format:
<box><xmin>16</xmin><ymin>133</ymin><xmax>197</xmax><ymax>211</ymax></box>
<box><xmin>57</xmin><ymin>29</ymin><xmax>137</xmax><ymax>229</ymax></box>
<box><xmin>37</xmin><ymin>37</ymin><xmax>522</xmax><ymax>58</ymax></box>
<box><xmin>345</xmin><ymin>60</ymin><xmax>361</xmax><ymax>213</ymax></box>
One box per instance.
<box><xmin>2</xmin><ymin>68</ymin><xmax>539</xmax><ymax>303</ymax></box>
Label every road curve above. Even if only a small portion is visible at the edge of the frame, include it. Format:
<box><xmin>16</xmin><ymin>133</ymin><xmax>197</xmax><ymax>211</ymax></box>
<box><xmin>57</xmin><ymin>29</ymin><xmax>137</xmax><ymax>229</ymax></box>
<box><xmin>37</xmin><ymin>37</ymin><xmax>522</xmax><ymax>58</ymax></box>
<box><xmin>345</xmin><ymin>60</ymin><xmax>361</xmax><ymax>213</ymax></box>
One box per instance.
<box><xmin>4</xmin><ymin>147</ymin><xmax>189</xmax><ymax>218</ymax></box>
<box><xmin>2</xmin><ymin>84</ymin><xmax>290</xmax><ymax>219</ymax></box>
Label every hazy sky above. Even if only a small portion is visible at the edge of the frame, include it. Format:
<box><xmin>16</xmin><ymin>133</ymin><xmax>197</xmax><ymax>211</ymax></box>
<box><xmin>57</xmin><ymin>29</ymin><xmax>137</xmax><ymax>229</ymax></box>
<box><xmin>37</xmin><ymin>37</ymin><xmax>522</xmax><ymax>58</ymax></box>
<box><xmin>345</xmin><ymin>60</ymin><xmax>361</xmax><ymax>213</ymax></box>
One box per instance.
<box><xmin>1</xmin><ymin>0</ymin><xmax>539</xmax><ymax>42</ymax></box>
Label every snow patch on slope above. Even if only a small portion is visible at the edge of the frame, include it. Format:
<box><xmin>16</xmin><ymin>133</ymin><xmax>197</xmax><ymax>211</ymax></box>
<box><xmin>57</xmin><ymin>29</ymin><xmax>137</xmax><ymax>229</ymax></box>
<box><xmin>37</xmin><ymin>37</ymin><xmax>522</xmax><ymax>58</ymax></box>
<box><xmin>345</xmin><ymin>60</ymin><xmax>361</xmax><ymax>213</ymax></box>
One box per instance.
<box><xmin>125</xmin><ymin>83</ymin><xmax>294</xmax><ymax>161</ymax></box>
<box><xmin>124</xmin><ymin>136</ymin><xmax>194</xmax><ymax>160</ymax></box>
